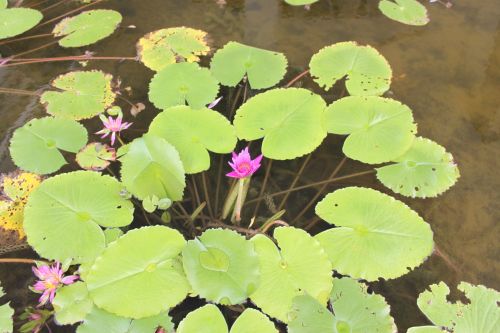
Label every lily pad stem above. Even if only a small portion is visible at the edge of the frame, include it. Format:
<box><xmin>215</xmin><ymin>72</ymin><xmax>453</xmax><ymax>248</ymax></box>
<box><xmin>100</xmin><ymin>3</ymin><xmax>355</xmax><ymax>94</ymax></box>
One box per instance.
<box><xmin>234</xmin><ymin>178</ymin><xmax>245</xmax><ymax>223</ymax></box>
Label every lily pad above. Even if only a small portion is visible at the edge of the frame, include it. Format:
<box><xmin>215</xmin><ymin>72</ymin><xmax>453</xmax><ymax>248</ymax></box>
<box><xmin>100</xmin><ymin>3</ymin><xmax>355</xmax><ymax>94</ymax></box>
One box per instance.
<box><xmin>86</xmin><ymin>226</ymin><xmax>190</xmax><ymax>319</ymax></box>
<box><xmin>284</xmin><ymin>0</ymin><xmax>319</xmax><ymax>5</ymax></box>
<box><xmin>288</xmin><ymin>277</ymin><xmax>396</xmax><ymax>333</ymax></box>
<box><xmin>76</xmin><ymin>143</ymin><xmax>116</xmax><ymax>171</ymax></box>
<box><xmin>119</xmin><ymin>134</ymin><xmax>186</xmax><ymax>200</ymax></box>
<box><xmin>40</xmin><ymin>70</ymin><xmax>115</xmax><ymax>120</ymax></box>
<box><xmin>148</xmin><ymin>106</ymin><xmax>236</xmax><ymax>173</ymax></box>
<box><xmin>53</xmin><ymin>282</ymin><xmax>93</xmax><ymax>325</ymax></box>
<box><xmin>210</xmin><ymin>42</ymin><xmax>288</xmax><ymax>89</ymax></box>
<box><xmin>0</xmin><ymin>0</ymin><xmax>7</xmax><ymax>9</ymax></box>
<box><xmin>23</xmin><ymin>171</ymin><xmax>134</xmax><ymax>263</ymax></box>
<box><xmin>416</xmin><ymin>281</ymin><xmax>500</xmax><ymax>333</ymax></box>
<box><xmin>376</xmin><ymin>137</ymin><xmax>460</xmax><ymax>198</ymax></box>
<box><xmin>148</xmin><ymin>62</ymin><xmax>219</xmax><ymax>109</ymax></box>
<box><xmin>234</xmin><ymin>88</ymin><xmax>327</xmax><ymax>160</ymax></box>
<box><xmin>315</xmin><ymin>187</ymin><xmax>434</xmax><ymax>281</ymax></box>
<box><xmin>250</xmin><ymin>227</ymin><xmax>332</xmax><ymax>322</ymax></box>
<box><xmin>407</xmin><ymin>327</ymin><xmax>444</xmax><ymax>333</ymax></box>
<box><xmin>182</xmin><ymin>229</ymin><xmax>260</xmax><ymax>304</ymax></box>
<box><xmin>231</xmin><ymin>308</ymin><xmax>278</xmax><ymax>333</ymax></box>
<box><xmin>326</xmin><ymin>96</ymin><xmax>416</xmax><ymax>164</ymax></box>
<box><xmin>137</xmin><ymin>27</ymin><xmax>210</xmax><ymax>72</ymax></box>
<box><xmin>0</xmin><ymin>8</ymin><xmax>43</xmax><ymax>40</ymax></box>
<box><xmin>0</xmin><ymin>283</ymin><xmax>13</xmax><ymax>333</ymax></box>
<box><xmin>309</xmin><ymin>41</ymin><xmax>392</xmax><ymax>96</ymax></box>
<box><xmin>52</xmin><ymin>9</ymin><xmax>122</xmax><ymax>47</ymax></box>
<box><xmin>0</xmin><ymin>171</ymin><xmax>41</xmax><ymax>238</ymax></box>
<box><xmin>9</xmin><ymin>117</ymin><xmax>88</xmax><ymax>174</ymax></box>
<box><xmin>379</xmin><ymin>0</ymin><xmax>429</xmax><ymax>26</ymax></box>
<box><xmin>177</xmin><ymin>304</ymin><xmax>228</xmax><ymax>333</ymax></box>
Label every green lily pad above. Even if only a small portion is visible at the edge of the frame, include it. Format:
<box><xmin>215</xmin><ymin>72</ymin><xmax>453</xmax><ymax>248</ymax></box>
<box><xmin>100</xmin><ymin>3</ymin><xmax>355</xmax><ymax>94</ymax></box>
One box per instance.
<box><xmin>103</xmin><ymin>228</ymin><xmax>123</xmax><ymax>245</ymax></box>
<box><xmin>417</xmin><ymin>282</ymin><xmax>500</xmax><ymax>333</ymax></box>
<box><xmin>137</xmin><ymin>27</ymin><xmax>210</xmax><ymax>72</ymax></box>
<box><xmin>0</xmin><ymin>283</ymin><xmax>13</xmax><ymax>333</ymax></box>
<box><xmin>53</xmin><ymin>282</ymin><xmax>93</xmax><ymax>325</ymax></box>
<box><xmin>9</xmin><ymin>117</ymin><xmax>88</xmax><ymax>175</ymax></box>
<box><xmin>407</xmin><ymin>327</ymin><xmax>444</xmax><ymax>333</ymax></box>
<box><xmin>379</xmin><ymin>0</ymin><xmax>429</xmax><ymax>26</ymax></box>
<box><xmin>23</xmin><ymin>171</ymin><xmax>134</xmax><ymax>263</ymax></box>
<box><xmin>119</xmin><ymin>134</ymin><xmax>186</xmax><ymax>200</ymax></box>
<box><xmin>376</xmin><ymin>137</ymin><xmax>460</xmax><ymax>198</ymax></box>
<box><xmin>231</xmin><ymin>308</ymin><xmax>278</xmax><ymax>333</ymax></box>
<box><xmin>177</xmin><ymin>304</ymin><xmax>228</xmax><ymax>333</ymax></box>
<box><xmin>309</xmin><ymin>41</ymin><xmax>392</xmax><ymax>96</ymax></box>
<box><xmin>76</xmin><ymin>143</ymin><xmax>116</xmax><ymax>171</ymax></box>
<box><xmin>52</xmin><ymin>9</ymin><xmax>122</xmax><ymax>47</ymax></box>
<box><xmin>86</xmin><ymin>226</ymin><xmax>190</xmax><ymax>319</ymax></box>
<box><xmin>0</xmin><ymin>0</ymin><xmax>7</xmax><ymax>9</ymax></box>
<box><xmin>148</xmin><ymin>62</ymin><xmax>219</xmax><ymax>109</ymax></box>
<box><xmin>315</xmin><ymin>187</ymin><xmax>434</xmax><ymax>281</ymax></box>
<box><xmin>326</xmin><ymin>96</ymin><xmax>416</xmax><ymax>164</ymax></box>
<box><xmin>210</xmin><ymin>42</ymin><xmax>288</xmax><ymax>89</ymax></box>
<box><xmin>148</xmin><ymin>106</ymin><xmax>236</xmax><ymax>173</ymax></box>
<box><xmin>288</xmin><ymin>277</ymin><xmax>396</xmax><ymax>333</ymax></box>
<box><xmin>234</xmin><ymin>88</ymin><xmax>327</xmax><ymax>160</ymax></box>
<box><xmin>182</xmin><ymin>229</ymin><xmax>260</xmax><ymax>305</ymax></box>
<box><xmin>40</xmin><ymin>70</ymin><xmax>115</xmax><ymax>120</ymax></box>
<box><xmin>0</xmin><ymin>8</ymin><xmax>43</xmax><ymax>40</ymax></box>
<box><xmin>250</xmin><ymin>227</ymin><xmax>332</xmax><ymax>322</ymax></box>
<box><xmin>284</xmin><ymin>0</ymin><xmax>319</xmax><ymax>5</ymax></box>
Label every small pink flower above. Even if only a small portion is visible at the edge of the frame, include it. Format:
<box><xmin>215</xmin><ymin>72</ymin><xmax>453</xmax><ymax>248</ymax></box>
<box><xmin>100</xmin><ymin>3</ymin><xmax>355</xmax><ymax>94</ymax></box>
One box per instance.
<box><xmin>95</xmin><ymin>114</ymin><xmax>132</xmax><ymax>146</ymax></box>
<box><xmin>31</xmin><ymin>262</ymin><xmax>78</xmax><ymax>306</ymax></box>
<box><xmin>226</xmin><ymin>147</ymin><xmax>263</xmax><ymax>179</ymax></box>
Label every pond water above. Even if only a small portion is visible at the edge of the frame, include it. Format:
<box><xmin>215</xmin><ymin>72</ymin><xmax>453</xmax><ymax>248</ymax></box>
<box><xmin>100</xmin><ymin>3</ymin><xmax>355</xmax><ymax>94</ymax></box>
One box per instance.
<box><xmin>0</xmin><ymin>0</ymin><xmax>499</xmax><ymax>331</ymax></box>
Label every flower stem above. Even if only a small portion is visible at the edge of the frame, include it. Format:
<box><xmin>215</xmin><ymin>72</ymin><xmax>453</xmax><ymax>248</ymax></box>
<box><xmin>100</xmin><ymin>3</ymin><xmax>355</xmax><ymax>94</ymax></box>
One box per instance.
<box><xmin>116</xmin><ymin>135</ymin><xmax>125</xmax><ymax>146</ymax></box>
<box><xmin>0</xmin><ymin>258</ymin><xmax>39</xmax><ymax>264</ymax></box>
<box><xmin>234</xmin><ymin>178</ymin><xmax>245</xmax><ymax>223</ymax></box>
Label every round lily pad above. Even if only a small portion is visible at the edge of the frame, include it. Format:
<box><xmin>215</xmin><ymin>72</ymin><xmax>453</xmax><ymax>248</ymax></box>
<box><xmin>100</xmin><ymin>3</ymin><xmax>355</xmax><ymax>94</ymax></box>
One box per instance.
<box><xmin>326</xmin><ymin>96</ymin><xmax>417</xmax><ymax>164</ymax></box>
<box><xmin>137</xmin><ymin>27</ymin><xmax>210</xmax><ymax>72</ymax></box>
<box><xmin>417</xmin><ymin>281</ymin><xmax>500</xmax><ymax>333</ymax></box>
<box><xmin>182</xmin><ymin>229</ymin><xmax>260</xmax><ymax>305</ymax></box>
<box><xmin>148</xmin><ymin>62</ymin><xmax>219</xmax><ymax>109</ymax></box>
<box><xmin>0</xmin><ymin>0</ymin><xmax>7</xmax><ymax>9</ymax></box>
<box><xmin>177</xmin><ymin>304</ymin><xmax>228</xmax><ymax>333</ymax></box>
<box><xmin>52</xmin><ymin>9</ymin><xmax>122</xmax><ymax>48</ymax></box>
<box><xmin>315</xmin><ymin>187</ymin><xmax>434</xmax><ymax>281</ymax></box>
<box><xmin>379</xmin><ymin>0</ymin><xmax>429</xmax><ymax>26</ymax></box>
<box><xmin>250</xmin><ymin>227</ymin><xmax>333</xmax><ymax>322</ymax></box>
<box><xmin>407</xmin><ymin>327</ymin><xmax>445</xmax><ymax>333</ymax></box>
<box><xmin>288</xmin><ymin>294</ymin><xmax>338</xmax><ymax>333</ymax></box>
<box><xmin>119</xmin><ymin>134</ymin><xmax>186</xmax><ymax>200</ymax></box>
<box><xmin>0</xmin><ymin>8</ymin><xmax>43</xmax><ymax>40</ymax></box>
<box><xmin>284</xmin><ymin>0</ymin><xmax>319</xmax><ymax>5</ymax></box>
<box><xmin>148</xmin><ymin>106</ymin><xmax>236</xmax><ymax>173</ymax></box>
<box><xmin>210</xmin><ymin>41</ymin><xmax>288</xmax><ymax>89</ymax></box>
<box><xmin>376</xmin><ymin>137</ymin><xmax>460</xmax><ymax>198</ymax></box>
<box><xmin>86</xmin><ymin>226</ymin><xmax>190</xmax><ymax>319</ymax></box>
<box><xmin>234</xmin><ymin>88</ymin><xmax>327</xmax><ymax>160</ymax></box>
<box><xmin>76</xmin><ymin>143</ymin><xmax>116</xmax><ymax>171</ymax></box>
<box><xmin>40</xmin><ymin>70</ymin><xmax>115</xmax><ymax>120</ymax></box>
<box><xmin>53</xmin><ymin>282</ymin><xmax>93</xmax><ymax>325</ymax></box>
<box><xmin>23</xmin><ymin>171</ymin><xmax>134</xmax><ymax>263</ymax></box>
<box><xmin>309</xmin><ymin>41</ymin><xmax>392</xmax><ymax>96</ymax></box>
<box><xmin>9</xmin><ymin>117</ymin><xmax>88</xmax><ymax>175</ymax></box>
<box><xmin>231</xmin><ymin>309</ymin><xmax>278</xmax><ymax>333</ymax></box>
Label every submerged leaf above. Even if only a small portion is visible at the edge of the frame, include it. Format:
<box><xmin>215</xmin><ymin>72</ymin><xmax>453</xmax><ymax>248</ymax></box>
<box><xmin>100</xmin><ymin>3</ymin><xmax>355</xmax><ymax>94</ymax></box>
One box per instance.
<box><xmin>309</xmin><ymin>41</ymin><xmax>392</xmax><ymax>96</ymax></box>
<box><xmin>0</xmin><ymin>8</ymin><xmax>43</xmax><ymax>40</ymax></box>
<box><xmin>379</xmin><ymin>0</ymin><xmax>429</xmax><ymax>26</ymax></box>
<box><xmin>416</xmin><ymin>281</ymin><xmax>500</xmax><ymax>333</ymax></box>
<box><xmin>53</xmin><ymin>282</ymin><xmax>93</xmax><ymax>325</ymax></box>
<box><xmin>315</xmin><ymin>187</ymin><xmax>434</xmax><ymax>281</ymax></box>
<box><xmin>376</xmin><ymin>137</ymin><xmax>460</xmax><ymax>198</ymax></box>
<box><xmin>119</xmin><ymin>134</ymin><xmax>186</xmax><ymax>200</ymax></box>
<box><xmin>52</xmin><ymin>9</ymin><xmax>122</xmax><ymax>47</ymax></box>
<box><xmin>210</xmin><ymin>42</ymin><xmax>288</xmax><ymax>89</ymax></box>
<box><xmin>0</xmin><ymin>282</ymin><xmax>13</xmax><ymax>333</ymax></box>
<box><xmin>234</xmin><ymin>88</ymin><xmax>327</xmax><ymax>160</ymax></box>
<box><xmin>182</xmin><ymin>229</ymin><xmax>260</xmax><ymax>304</ymax></box>
<box><xmin>86</xmin><ymin>226</ymin><xmax>190</xmax><ymax>319</ymax></box>
<box><xmin>250</xmin><ymin>227</ymin><xmax>332</xmax><ymax>322</ymax></box>
<box><xmin>23</xmin><ymin>171</ymin><xmax>134</xmax><ymax>263</ymax></box>
<box><xmin>76</xmin><ymin>143</ymin><xmax>116</xmax><ymax>171</ymax></box>
<box><xmin>326</xmin><ymin>96</ymin><xmax>416</xmax><ymax>164</ymax></box>
<box><xmin>9</xmin><ymin>117</ymin><xmax>88</xmax><ymax>175</ymax></box>
<box><xmin>148</xmin><ymin>106</ymin><xmax>236</xmax><ymax>173</ymax></box>
<box><xmin>40</xmin><ymin>70</ymin><xmax>115</xmax><ymax>120</ymax></box>
<box><xmin>137</xmin><ymin>27</ymin><xmax>210</xmax><ymax>71</ymax></box>
<box><xmin>148</xmin><ymin>62</ymin><xmax>219</xmax><ymax>109</ymax></box>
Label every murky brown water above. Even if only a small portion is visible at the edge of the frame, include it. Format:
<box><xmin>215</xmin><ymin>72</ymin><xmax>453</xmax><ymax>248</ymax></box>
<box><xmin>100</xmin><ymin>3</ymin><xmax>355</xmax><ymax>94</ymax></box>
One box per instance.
<box><xmin>0</xmin><ymin>0</ymin><xmax>499</xmax><ymax>331</ymax></box>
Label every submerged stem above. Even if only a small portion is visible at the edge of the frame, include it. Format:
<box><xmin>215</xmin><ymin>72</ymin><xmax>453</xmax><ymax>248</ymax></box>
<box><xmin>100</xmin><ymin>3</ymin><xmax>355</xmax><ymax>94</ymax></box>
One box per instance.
<box><xmin>277</xmin><ymin>154</ymin><xmax>311</xmax><ymax>211</ymax></box>
<box><xmin>0</xmin><ymin>258</ymin><xmax>40</xmax><ymax>264</ymax></box>
<box><xmin>252</xmin><ymin>160</ymin><xmax>273</xmax><ymax>218</ymax></box>
<box><xmin>35</xmin><ymin>0</ymin><xmax>105</xmax><ymax>29</ymax></box>
<box><xmin>2</xmin><ymin>55</ymin><xmax>137</xmax><ymax>67</ymax></box>
<box><xmin>0</xmin><ymin>87</ymin><xmax>40</xmax><ymax>96</ymax></box>
<box><xmin>284</xmin><ymin>69</ymin><xmax>310</xmax><ymax>88</ymax></box>
<box><xmin>0</xmin><ymin>33</ymin><xmax>52</xmax><ymax>46</ymax></box>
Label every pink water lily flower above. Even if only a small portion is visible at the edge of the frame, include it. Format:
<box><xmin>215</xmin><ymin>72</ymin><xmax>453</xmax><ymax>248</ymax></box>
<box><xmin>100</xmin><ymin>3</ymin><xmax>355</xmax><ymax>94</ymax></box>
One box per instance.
<box><xmin>226</xmin><ymin>147</ymin><xmax>263</xmax><ymax>179</ymax></box>
<box><xmin>96</xmin><ymin>114</ymin><xmax>132</xmax><ymax>146</ymax></box>
<box><xmin>32</xmin><ymin>262</ymin><xmax>78</xmax><ymax>306</ymax></box>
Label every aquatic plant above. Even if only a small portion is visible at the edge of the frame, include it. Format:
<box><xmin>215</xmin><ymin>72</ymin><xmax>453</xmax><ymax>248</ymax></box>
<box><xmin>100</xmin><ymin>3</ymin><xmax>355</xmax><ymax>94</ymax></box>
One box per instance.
<box><xmin>0</xmin><ymin>3</ymin><xmax>497</xmax><ymax>333</ymax></box>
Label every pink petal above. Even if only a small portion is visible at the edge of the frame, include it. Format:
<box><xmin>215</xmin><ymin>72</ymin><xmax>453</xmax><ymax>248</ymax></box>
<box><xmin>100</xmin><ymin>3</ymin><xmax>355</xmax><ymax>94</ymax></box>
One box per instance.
<box><xmin>61</xmin><ymin>275</ymin><xmax>78</xmax><ymax>285</ymax></box>
<box><xmin>110</xmin><ymin>132</ymin><xmax>116</xmax><ymax>146</ymax></box>
<box><xmin>226</xmin><ymin>171</ymin><xmax>244</xmax><ymax>178</ymax></box>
